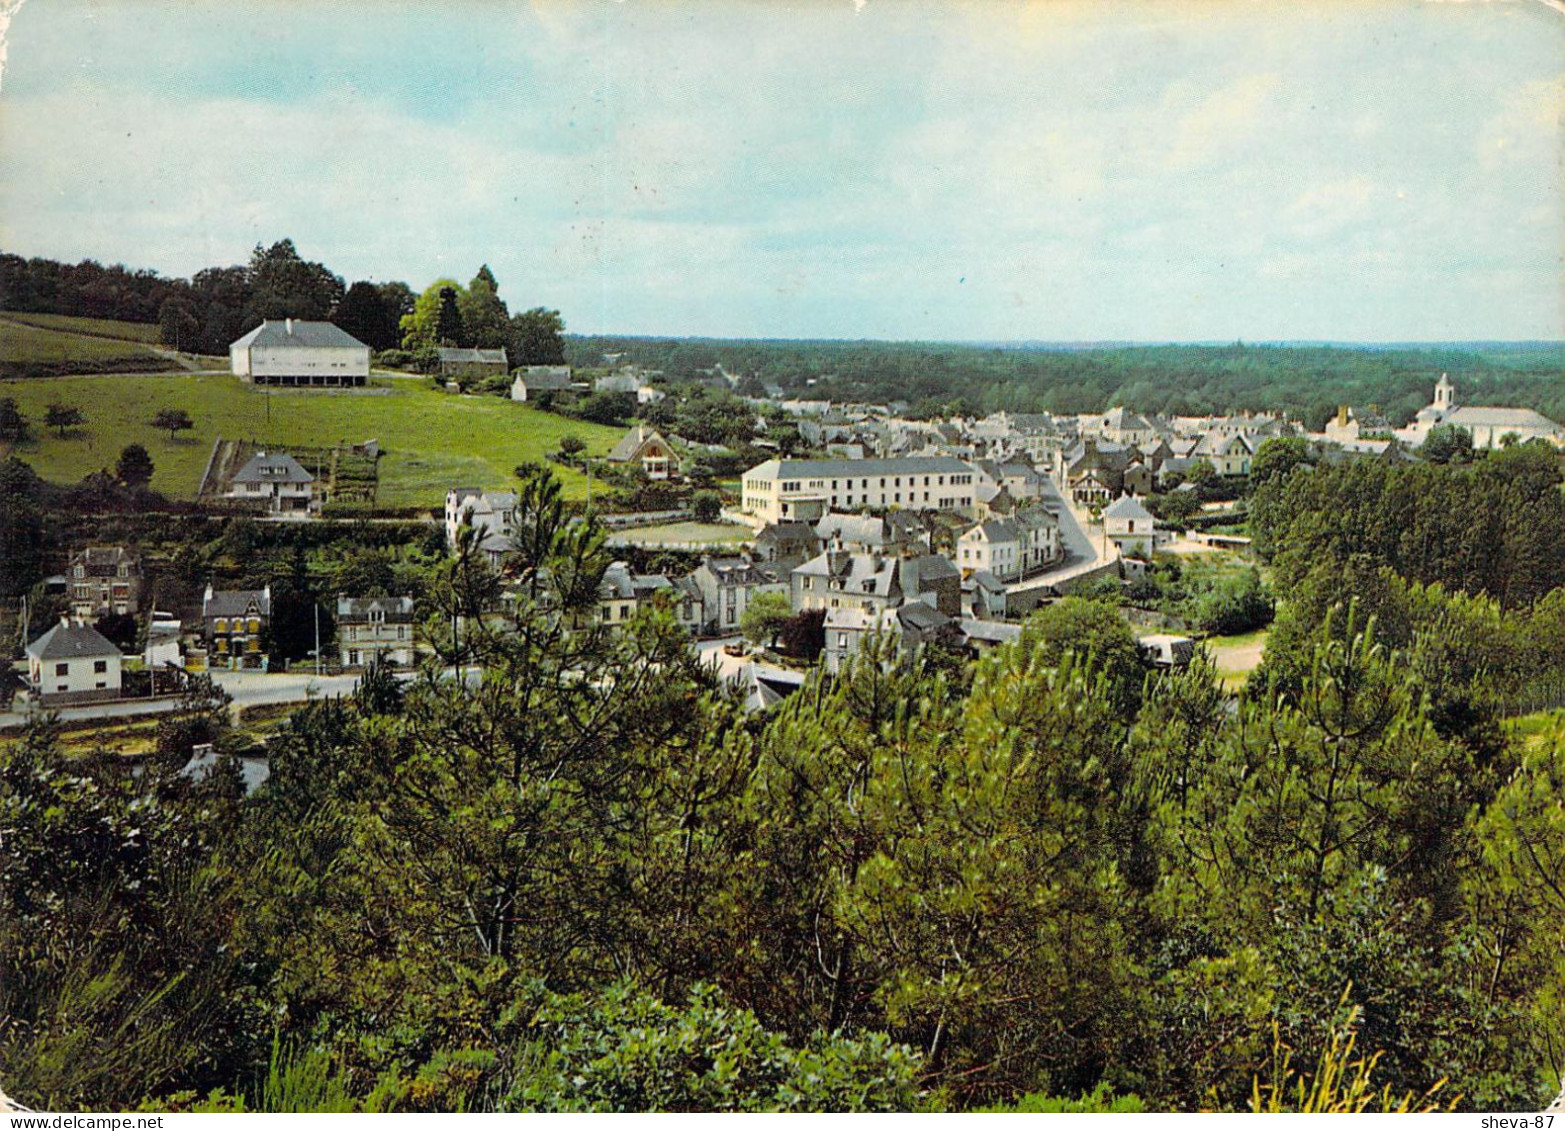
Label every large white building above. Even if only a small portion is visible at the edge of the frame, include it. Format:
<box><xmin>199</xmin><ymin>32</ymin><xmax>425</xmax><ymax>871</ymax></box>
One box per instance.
<box><xmin>741</xmin><ymin>457</ymin><xmax>977</xmax><ymax>525</ymax></box>
<box><xmin>1397</xmin><ymin>375</ymin><xmax>1565</xmax><ymax>451</ymax></box>
<box><xmin>230</xmin><ymin>319</ymin><xmax>372</xmax><ymax>388</ymax></box>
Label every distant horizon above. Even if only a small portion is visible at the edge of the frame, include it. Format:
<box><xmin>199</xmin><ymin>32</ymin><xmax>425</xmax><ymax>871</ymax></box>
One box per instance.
<box><xmin>2</xmin><ymin>0</ymin><xmax>1560</xmax><ymax>341</ymax></box>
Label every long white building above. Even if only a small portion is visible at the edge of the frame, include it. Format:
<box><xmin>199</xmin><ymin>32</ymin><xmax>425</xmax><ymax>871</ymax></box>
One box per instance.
<box><xmin>230</xmin><ymin>319</ymin><xmax>372</xmax><ymax>388</ymax></box>
<box><xmin>741</xmin><ymin>457</ymin><xmax>977</xmax><ymax>525</ymax></box>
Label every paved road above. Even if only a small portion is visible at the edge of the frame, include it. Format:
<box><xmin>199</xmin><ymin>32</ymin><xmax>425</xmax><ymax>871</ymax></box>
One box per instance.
<box><xmin>693</xmin><ymin>635</ymin><xmax>751</xmax><ymax>682</ymax></box>
<box><xmin>1005</xmin><ymin>479</ymin><xmax>1120</xmax><ymax>597</ymax></box>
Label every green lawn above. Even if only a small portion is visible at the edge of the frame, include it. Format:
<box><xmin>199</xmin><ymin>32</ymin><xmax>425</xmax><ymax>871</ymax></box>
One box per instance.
<box><xmin>0</xmin><ymin>316</ymin><xmax>163</xmax><ymax>364</ymax></box>
<box><xmin>609</xmin><ymin>521</ymin><xmax>754</xmax><ymax>546</ymax></box>
<box><xmin>0</xmin><ymin>311</ymin><xmax>164</xmax><ymax>344</ymax></box>
<box><xmin>0</xmin><ymin>373</ymin><xmax>624</xmax><ymax>508</ymax></box>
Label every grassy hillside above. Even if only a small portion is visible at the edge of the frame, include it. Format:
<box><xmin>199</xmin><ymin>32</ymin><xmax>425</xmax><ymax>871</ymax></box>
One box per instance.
<box><xmin>0</xmin><ymin>373</ymin><xmax>623</xmax><ymax>508</ymax></box>
<box><xmin>0</xmin><ymin>311</ymin><xmax>165</xmax><ymax>344</ymax></box>
<box><xmin>0</xmin><ymin>315</ymin><xmax>164</xmax><ymax>363</ymax></box>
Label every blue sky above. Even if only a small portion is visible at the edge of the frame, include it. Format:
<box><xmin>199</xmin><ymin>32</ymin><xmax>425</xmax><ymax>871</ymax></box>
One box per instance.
<box><xmin>0</xmin><ymin>0</ymin><xmax>1560</xmax><ymax>341</ymax></box>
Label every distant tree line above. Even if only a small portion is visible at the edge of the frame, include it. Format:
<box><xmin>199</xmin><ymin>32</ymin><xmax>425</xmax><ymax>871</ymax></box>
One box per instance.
<box><xmin>1</xmin><ymin>244</ymin><xmax>565</xmax><ymax>365</ymax></box>
<box><xmin>568</xmin><ymin>336</ymin><xmax>1565</xmax><ymax>432</ymax></box>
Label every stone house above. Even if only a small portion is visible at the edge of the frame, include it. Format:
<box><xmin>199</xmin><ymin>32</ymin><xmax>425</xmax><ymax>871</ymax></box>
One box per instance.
<box><xmin>68</xmin><ymin>545</ymin><xmax>143</xmax><ymax>619</ymax></box>
<box><xmin>336</xmin><ymin>596</ymin><xmax>417</xmax><ymax>668</ymax></box>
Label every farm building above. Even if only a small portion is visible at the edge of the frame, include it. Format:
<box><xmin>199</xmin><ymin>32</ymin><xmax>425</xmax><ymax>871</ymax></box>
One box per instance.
<box><xmin>230</xmin><ymin>319</ymin><xmax>371</xmax><ymax>388</ymax></box>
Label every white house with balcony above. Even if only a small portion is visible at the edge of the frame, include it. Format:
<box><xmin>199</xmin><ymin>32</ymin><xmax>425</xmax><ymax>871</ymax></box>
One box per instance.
<box><xmin>228</xmin><ymin>451</ymin><xmax>316</xmax><ymax>514</ymax></box>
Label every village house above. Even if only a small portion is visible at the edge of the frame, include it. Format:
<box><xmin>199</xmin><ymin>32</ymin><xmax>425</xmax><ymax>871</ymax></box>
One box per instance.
<box><xmin>1139</xmin><ymin>634</ymin><xmax>1197</xmax><ymax>670</ymax></box>
<box><xmin>1194</xmin><ymin>431</ymin><xmax>1257</xmax><ymax>477</ymax></box>
<box><xmin>792</xmin><ymin>551</ymin><xmax>904</xmax><ymax>617</ymax></box>
<box><xmin>753</xmin><ymin>521</ymin><xmax>821</xmax><ymax>563</ymax></box>
<box><xmin>336</xmin><ymin>596</ymin><xmax>417</xmax><ymax>668</ymax></box>
<box><xmin>25</xmin><ymin>618</ymin><xmax>124</xmax><ymax>705</ymax></box>
<box><xmin>597</xmin><ymin>561</ymin><xmax>699</xmax><ymax>630</ymax></box>
<box><xmin>897</xmin><ymin>553</ymin><xmax>963</xmax><ymax>617</ymax></box>
<box><xmin>437</xmin><ymin>346</ymin><xmax>508</xmax><ymax>382</ymax></box>
<box><xmin>445</xmin><ymin>488</ymin><xmax>518</xmax><ymax>563</ymax></box>
<box><xmin>956</xmin><ymin>508</ymin><xmax>1061</xmax><ymax>583</ymax></box>
<box><xmin>229</xmin><ymin>319</ymin><xmax>371</xmax><ymax>388</ymax></box>
<box><xmin>203</xmin><ymin>584</ymin><xmax>271</xmax><ymax>670</ymax></box>
<box><xmin>1104</xmin><ymin>494</ymin><xmax>1160</xmax><ymax>560</ymax></box>
<box><xmin>510</xmin><ymin>365</ymin><xmax>576</xmax><ymax>402</ymax></box>
<box><xmin>228</xmin><ymin>451</ymin><xmax>316</xmax><ymax>514</ymax></box>
<box><xmin>606</xmin><ymin>426</ymin><xmax>678</xmax><ymax>480</ymax></box>
<box><xmin>742</xmin><ymin>456</ymin><xmax>978</xmax><ymax>525</ymax></box>
<box><xmin>67</xmin><ymin>545</ymin><xmax>143</xmax><ymax>620</ymax></box>
<box><xmin>691</xmin><ymin>556</ymin><xmax>789</xmax><ymax>635</ymax></box>
<box><xmin>815</xmin><ymin>512</ymin><xmax>908</xmax><ymax>556</ymax></box>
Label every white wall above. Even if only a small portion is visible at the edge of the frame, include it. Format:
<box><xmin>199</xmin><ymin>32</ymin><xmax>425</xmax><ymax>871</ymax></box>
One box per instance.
<box><xmin>245</xmin><ymin>345</ymin><xmax>371</xmax><ymax>380</ymax></box>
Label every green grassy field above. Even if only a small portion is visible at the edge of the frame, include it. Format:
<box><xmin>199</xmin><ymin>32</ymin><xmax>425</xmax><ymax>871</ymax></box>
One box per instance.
<box><xmin>0</xmin><ymin>373</ymin><xmax>624</xmax><ymax>507</ymax></box>
<box><xmin>608</xmin><ymin>521</ymin><xmax>753</xmax><ymax>546</ymax></box>
<box><xmin>0</xmin><ymin>315</ymin><xmax>164</xmax><ymax>364</ymax></box>
<box><xmin>0</xmin><ymin>311</ymin><xmax>165</xmax><ymax>344</ymax></box>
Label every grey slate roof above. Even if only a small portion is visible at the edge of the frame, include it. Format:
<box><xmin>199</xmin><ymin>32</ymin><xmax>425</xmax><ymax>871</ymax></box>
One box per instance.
<box><xmin>1104</xmin><ymin>494</ymin><xmax>1153</xmax><ymax>521</ymax></box>
<box><xmin>203</xmin><ymin>588</ymin><xmax>272</xmax><ymax>619</ymax></box>
<box><xmin>607</xmin><ymin>426</ymin><xmax>672</xmax><ymax>462</ymax></box>
<box><xmin>232</xmin><ymin>452</ymin><xmax>314</xmax><ymax>484</ymax></box>
<box><xmin>438</xmin><ymin>347</ymin><xmax>508</xmax><ymax>365</ymax></box>
<box><xmin>73</xmin><ymin>545</ymin><xmax>140</xmax><ymax>578</ymax></box>
<box><xmin>230</xmin><ymin>320</ymin><xmax>369</xmax><ymax>351</ymax></box>
<box><xmin>960</xmin><ymin>618</ymin><xmax>1023</xmax><ymax>645</ymax></box>
<box><xmin>897</xmin><ymin>601</ymin><xmax>951</xmax><ymax>633</ymax></box>
<box><xmin>27</xmin><ymin>620</ymin><xmax>121</xmax><ymax>661</ymax></box>
<box><xmin>336</xmin><ymin>596</ymin><xmax>416</xmax><ymax>623</ymax></box>
<box><xmin>761</xmin><ymin>456</ymin><xmax>973</xmax><ymax>478</ymax></box>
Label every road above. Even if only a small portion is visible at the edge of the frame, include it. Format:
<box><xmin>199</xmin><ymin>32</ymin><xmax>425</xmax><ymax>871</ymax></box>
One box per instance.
<box><xmin>693</xmin><ymin>635</ymin><xmax>752</xmax><ymax>682</ymax></box>
<box><xmin>1004</xmin><ymin>478</ymin><xmax>1120</xmax><ymax>599</ymax></box>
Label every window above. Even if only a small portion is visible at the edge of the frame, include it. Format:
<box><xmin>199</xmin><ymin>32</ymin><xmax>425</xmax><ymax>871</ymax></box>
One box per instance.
<box><xmin>248</xmin><ymin>617</ymin><xmax>261</xmax><ymax>633</ymax></box>
<box><xmin>397</xmin><ymin>626</ymin><xmax>406</xmax><ymax>641</ymax></box>
<box><xmin>349</xmin><ymin>650</ymin><xmax>360</xmax><ymax>666</ymax></box>
<box><xmin>55</xmin><ymin>662</ymin><xmax>69</xmax><ymax>677</ymax></box>
<box><xmin>837</xmin><ymin>633</ymin><xmax>848</xmax><ymax>648</ymax></box>
<box><xmin>214</xmin><ymin>618</ymin><xmax>228</xmax><ymax>633</ymax></box>
<box><xmin>93</xmin><ymin>660</ymin><xmax>107</xmax><ymax>674</ymax></box>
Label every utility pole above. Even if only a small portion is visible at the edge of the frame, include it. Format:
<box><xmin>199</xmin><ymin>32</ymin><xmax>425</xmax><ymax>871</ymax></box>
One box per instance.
<box><xmin>314</xmin><ymin>603</ymin><xmax>321</xmax><ymax>676</ymax></box>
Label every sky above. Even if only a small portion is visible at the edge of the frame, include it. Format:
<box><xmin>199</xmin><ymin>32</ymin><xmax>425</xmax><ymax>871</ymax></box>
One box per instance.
<box><xmin>0</xmin><ymin>0</ymin><xmax>1560</xmax><ymax>342</ymax></box>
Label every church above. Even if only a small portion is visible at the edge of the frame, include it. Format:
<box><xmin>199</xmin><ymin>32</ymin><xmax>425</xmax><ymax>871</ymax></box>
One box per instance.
<box><xmin>1396</xmin><ymin>375</ymin><xmax>1565</xmax><ymax>450</ymax></box>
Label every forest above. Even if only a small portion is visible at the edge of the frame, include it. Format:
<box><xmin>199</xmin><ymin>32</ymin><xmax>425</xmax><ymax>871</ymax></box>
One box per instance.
<box><xmin>3</xmin><ymin>456</ymin><xmax>1563</xmax><ymax>1113</ymax></box>
<box><xmin>567</xmin><ymin>335</ymin><xmax>1565</xmax><ymax>433</ymax></box>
